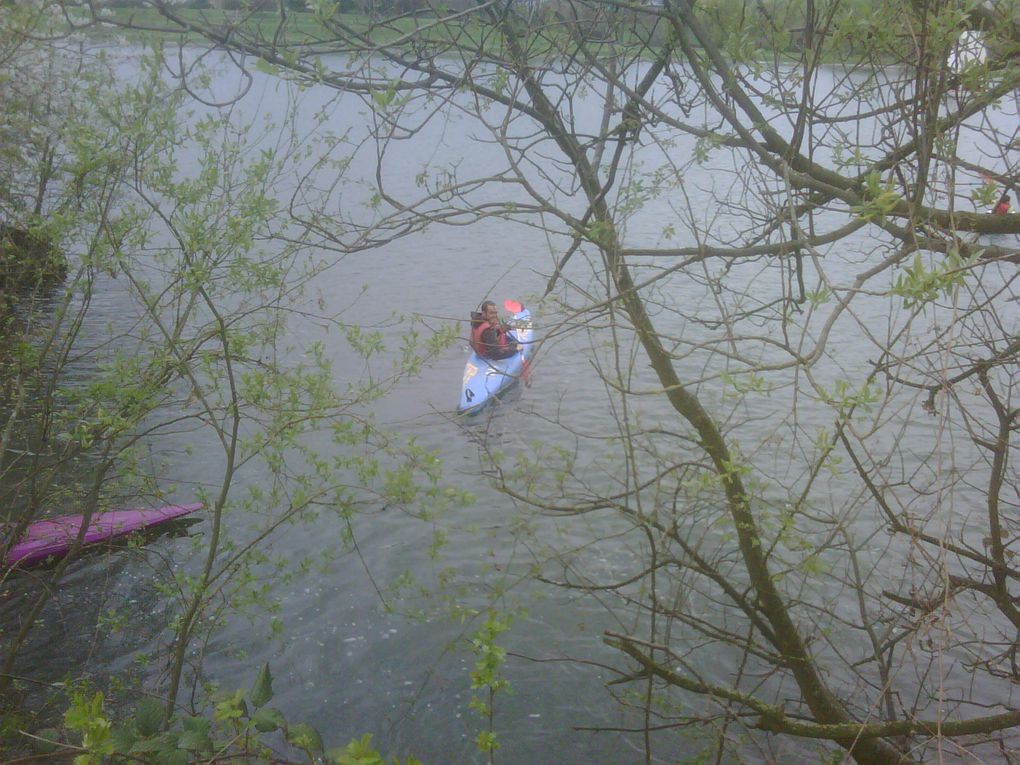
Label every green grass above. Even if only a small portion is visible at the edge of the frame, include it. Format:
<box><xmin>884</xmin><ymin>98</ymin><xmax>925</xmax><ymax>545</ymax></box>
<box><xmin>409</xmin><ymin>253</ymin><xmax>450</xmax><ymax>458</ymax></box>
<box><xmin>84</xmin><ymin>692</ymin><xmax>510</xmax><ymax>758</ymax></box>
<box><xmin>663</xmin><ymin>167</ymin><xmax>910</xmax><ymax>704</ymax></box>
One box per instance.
<box><xmin>100</xmin><ymin>5</ymin><xmax>679</xmax><ymax>63</ymax></box>
<box><xmin>100</xmin><ymin>9</ymin><xmax>474</xmax><ymax>52</ymax></box>
<box><xmin>102</xmin><ymin>7</ymin><xmax>342</xmax><ymax>41</ymax></box>
<box><xmin>97</xmin><ymin>5</ymin><xmax>876</xmax><ymax>65</ymax></box>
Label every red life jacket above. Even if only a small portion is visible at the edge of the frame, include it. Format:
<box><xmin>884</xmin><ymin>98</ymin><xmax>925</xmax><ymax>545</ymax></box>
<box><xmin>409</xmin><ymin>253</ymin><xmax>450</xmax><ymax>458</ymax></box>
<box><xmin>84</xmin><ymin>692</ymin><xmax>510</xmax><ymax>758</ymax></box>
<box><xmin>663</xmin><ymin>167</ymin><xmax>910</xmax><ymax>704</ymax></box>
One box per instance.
<box><xmin>471</xmin><ymin>321</ymin><xmax>510</xmax><ymax>358</ymax></box>
<box><xmin>470</xmin><ymin>321</ymin><xmax>487</xmax><ymax>354</ymax></box>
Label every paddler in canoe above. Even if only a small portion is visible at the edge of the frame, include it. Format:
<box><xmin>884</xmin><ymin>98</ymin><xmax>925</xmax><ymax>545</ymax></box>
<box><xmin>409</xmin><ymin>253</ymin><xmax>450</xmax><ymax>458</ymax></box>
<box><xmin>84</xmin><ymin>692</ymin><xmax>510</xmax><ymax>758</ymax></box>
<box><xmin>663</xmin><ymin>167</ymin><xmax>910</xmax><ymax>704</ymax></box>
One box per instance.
<box><xmin>459</xmin><ymin>298</ymin><xmax>535</xmax><ymax>414</ymax></box>
<box><xmin>471</xmin><ymin>300</ymin><xmax>523</xmax><ymax>360</ymax></box>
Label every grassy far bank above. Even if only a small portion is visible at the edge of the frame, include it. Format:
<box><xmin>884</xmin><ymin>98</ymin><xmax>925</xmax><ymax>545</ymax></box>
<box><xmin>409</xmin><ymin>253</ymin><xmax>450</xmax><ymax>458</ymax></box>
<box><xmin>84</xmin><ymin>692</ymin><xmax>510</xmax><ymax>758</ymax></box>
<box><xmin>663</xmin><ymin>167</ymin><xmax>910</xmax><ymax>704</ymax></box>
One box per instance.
<box><xmin>101</xmin><ymin>6</ymin><xmax>532</xmax><ymax>50</ymax></box>
<box><xmin>101</xmin><ymin>6</ymin><xmax>382</xmax><ymax>41</ymax></box>
<box><xmin>100</xmin><ymin>4</ymin><xmax>671</xmax><ymax>58</ymax></box>
<box><xmin>87</xmin><ymin>13</ymin><xmax>736</xmax><ymax>76</ymax></box>
<box><xmin>97</xmin><ymin>1</ymin><xmax>1003</xmax><ymax>68</ymax></box>
<box><xmin>96</xmin><ymin>1</ymin><xmax>874</xmax><ymax>57</ymax></box>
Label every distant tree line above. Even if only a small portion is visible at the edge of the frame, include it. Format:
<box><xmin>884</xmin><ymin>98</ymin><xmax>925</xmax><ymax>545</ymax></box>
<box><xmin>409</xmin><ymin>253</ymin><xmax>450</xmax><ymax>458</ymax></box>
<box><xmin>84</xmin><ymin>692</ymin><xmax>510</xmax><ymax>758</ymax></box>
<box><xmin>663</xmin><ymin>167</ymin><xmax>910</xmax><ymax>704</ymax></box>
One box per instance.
<box><xmin>98</xmin><ymin>0</ymin><xmax>309</xmax><ymax>10</ymax></box>
<box><xmin>96</xmin><ymin>0</ymin><xmax>430</xmax><ymax>12</ymax></box>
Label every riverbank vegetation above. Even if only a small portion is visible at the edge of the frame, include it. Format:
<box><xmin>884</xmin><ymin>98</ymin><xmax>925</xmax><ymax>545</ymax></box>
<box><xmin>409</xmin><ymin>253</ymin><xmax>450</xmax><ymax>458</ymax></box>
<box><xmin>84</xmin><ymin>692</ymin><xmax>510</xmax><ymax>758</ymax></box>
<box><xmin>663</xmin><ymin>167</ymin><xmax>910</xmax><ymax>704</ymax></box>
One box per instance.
<box><xmin>0</xmin><ymin>3</ymin><xmax>456</xmax><ymax>763</ymax></box>
<box><xmin>95</xmin><ymin>0</ymin><xmax>1004</xmax><ymax>63</ymax></box>
<box><xmin>4</xmin><ymin>0</ymin><xmax>1020</xmax><ymax>763</ymax></box>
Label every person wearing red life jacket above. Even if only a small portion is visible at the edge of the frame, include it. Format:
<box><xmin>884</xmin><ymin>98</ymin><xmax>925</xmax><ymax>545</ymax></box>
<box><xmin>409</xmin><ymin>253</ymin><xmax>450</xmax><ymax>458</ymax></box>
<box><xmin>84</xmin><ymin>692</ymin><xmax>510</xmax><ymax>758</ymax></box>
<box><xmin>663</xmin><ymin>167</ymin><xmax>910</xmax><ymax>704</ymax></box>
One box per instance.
<box><xmin>471</xmin><ymin>300</ymin><xmax>520</xmax><ymax>360</ymax></box>
<box><xmin>993</xmin><ymin>192</ymin><xmax>1011</xmax><ymax>215</ymax></box>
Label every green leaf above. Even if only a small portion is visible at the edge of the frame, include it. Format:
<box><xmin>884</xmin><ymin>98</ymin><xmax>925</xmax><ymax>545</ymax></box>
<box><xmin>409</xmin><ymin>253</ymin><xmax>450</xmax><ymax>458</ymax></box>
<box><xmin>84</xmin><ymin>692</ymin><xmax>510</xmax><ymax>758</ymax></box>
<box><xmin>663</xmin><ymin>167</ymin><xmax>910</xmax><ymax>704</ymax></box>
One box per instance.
<box><xmin>250</xmin><ymin>662</ymin><xmax>274</xmax><ymax>709</ymax></box>
<box><xmin>154</xmin><ymin>747</ymin><xmax>189</xmax><ymax>765</ymax></box>
<box><xmin>107</xmin><ymin>726</ymin><xmax>138</xmax><ymax>754</ymax></box>
<box><xmin>286</xmin><ymin>722</ymin><xmax>324</xmax><ymax>754</ymax></box>
<box><xmin>180</xmin><ymin>716</ymin><xmax>211</xmax><ymax>736</ymax></box>
<box><xmin>251</xmin><ymin>706</ymin><xmax>287</xmax><ymax>733</ymax></box>
<box><xmin>177</xmin><ymin>728</ymin><xmax>213</xmax><ymax>753</ymax></box>
<box><xmin>129</xmin><ymin>737</ymin><xmax>163</xmax><ymax>754</ymax></box>
<box><xmin>253</xmin><ymin>58</ymin><xmax>279</xmax><ymax>76</ymax></box>
<box><xmin>475</xmin><ymin>730</ymin><xmax>500</xmax><ymax>753</ymax></box>
<box><xmin>133</xmin><ymin>698</ymin><xmax>163</xmax><ymax>738</ymax></box>
<box><xmin>65</xmin><ymin>692</ymin><xmax>104</xmax><ymax>732</ymax></box>
<box><xmin>213</xmin><ymin>690</ymin><xmax>247</xmax><ymax>722</ymax></box>
<box><xmin>327</xmin><ymin>734</ymin><xmax>385</xmax><ymax>765</ymax></box>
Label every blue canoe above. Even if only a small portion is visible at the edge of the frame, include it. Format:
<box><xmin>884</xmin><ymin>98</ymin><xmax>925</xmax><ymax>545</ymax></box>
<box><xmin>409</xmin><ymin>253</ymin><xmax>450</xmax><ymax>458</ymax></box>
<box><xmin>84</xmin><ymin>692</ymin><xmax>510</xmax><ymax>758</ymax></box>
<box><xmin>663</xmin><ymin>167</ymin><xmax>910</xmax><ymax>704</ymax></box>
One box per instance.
<box><xmin>458</xmin><ymin>306</ymin><xmax>534</xmax><ymax>415</ymax></box>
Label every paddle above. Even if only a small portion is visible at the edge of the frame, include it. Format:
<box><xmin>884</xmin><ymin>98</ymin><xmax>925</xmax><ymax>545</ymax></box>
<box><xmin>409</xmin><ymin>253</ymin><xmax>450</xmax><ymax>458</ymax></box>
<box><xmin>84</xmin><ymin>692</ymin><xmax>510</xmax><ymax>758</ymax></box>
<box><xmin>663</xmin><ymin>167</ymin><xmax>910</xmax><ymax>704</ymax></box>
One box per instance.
<box><xmin>503</xmin><ymin>299</ymin><xmax>523</xmax><ymax>313</ymax></box>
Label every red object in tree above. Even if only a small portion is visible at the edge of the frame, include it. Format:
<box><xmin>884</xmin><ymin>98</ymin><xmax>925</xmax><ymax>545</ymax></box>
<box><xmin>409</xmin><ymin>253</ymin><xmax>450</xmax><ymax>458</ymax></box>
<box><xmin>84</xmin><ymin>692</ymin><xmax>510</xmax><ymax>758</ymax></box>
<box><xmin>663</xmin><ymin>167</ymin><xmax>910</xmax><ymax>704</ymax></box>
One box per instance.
<box><xmin>993</xmin><ymin>192</ymin><xmax>1011</xmax><ymax>215</ymax></box>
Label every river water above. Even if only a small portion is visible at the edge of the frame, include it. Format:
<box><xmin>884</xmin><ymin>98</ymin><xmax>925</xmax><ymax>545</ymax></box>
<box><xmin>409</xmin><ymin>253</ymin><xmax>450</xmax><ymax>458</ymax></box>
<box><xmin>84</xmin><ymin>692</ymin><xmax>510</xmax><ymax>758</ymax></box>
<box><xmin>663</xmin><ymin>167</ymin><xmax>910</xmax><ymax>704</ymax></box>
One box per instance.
<box><xmin>7</xmin><ymin>46</ymin><xmax>1020</xmax><ymax>764</ymax></box>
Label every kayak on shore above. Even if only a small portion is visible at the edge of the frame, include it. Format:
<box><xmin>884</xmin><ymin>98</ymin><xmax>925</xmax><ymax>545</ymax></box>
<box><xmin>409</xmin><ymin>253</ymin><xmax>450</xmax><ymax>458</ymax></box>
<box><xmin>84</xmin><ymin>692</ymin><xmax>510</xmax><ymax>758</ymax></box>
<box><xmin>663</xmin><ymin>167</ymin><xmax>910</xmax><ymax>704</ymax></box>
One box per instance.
<box><xmin>3</xmin><ymin>502</ymin><xmax>203</xmax><ymax>569</ymax></box>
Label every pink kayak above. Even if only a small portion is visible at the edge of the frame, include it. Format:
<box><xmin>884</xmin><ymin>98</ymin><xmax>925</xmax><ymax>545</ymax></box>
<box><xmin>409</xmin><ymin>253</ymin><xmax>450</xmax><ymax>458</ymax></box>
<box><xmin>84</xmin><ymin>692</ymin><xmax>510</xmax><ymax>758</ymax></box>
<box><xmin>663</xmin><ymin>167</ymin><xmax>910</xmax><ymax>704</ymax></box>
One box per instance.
<box><xmin>3</xmin><ymin>503</ymin><xmax>203</xmax><ymax>569</ymax></box>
